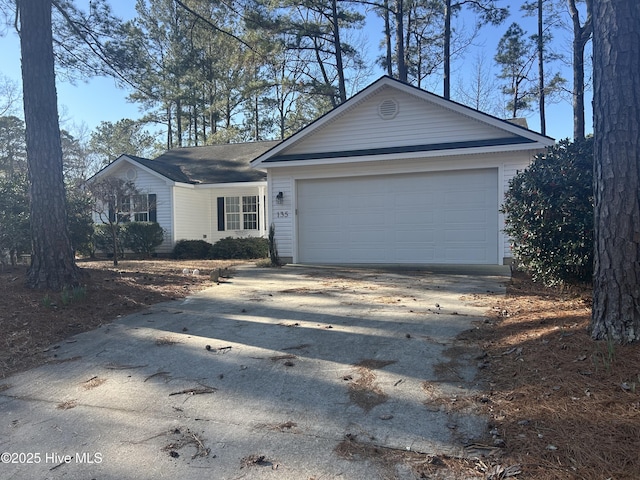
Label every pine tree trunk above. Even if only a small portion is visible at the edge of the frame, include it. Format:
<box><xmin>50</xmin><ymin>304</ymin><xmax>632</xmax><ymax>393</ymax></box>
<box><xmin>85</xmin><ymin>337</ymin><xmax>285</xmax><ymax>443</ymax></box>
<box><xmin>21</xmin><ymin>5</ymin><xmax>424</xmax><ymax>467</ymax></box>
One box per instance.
<box><xmin>537</xmin><ymin>0</ymin><xmax>546</xmax><ymax>136</ymax></box>
<box><xmin>19</xmin><ymin>0</ymin><xmax>80</xmax><ymax>290</ymax></box>
<box><xmin>383</xmin><ymin>0</ymin><xmax>393</xmax><ymax>76</ymax></box>
<box><xmin>592</xmin><ymin>0</ymin><xmax>640</xmax><ymax>343</ymax></box>
<box><xmin>395</xmin><ymin>0</ymin><xmax>407</xmax><ymax>82</ymax></box>
<box><xmin>443</xmin><ymin>0</ymin><xmax>451</xmax><ymax>99</ymax></box>
<box><xmin>568</xmin><ymin>0</ymin><xmax>592</xmax><ymax>141</ymax></box>
<box><xmin>331</xmin><ymin>0</ymin><xmax>346</xmax><ymax>103</ymax></box>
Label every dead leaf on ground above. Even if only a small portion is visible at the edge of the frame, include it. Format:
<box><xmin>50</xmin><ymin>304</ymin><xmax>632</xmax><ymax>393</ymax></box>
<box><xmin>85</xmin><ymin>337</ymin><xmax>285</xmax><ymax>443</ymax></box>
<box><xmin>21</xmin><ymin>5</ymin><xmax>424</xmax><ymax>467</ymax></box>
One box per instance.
<box><xmin>270</xmin><ymin>354</ymin><xmax>296</xmax><ymax>361</ymax></box>
<box><xmin>162</xmin><ymin>427</ymin><xmax>211</xmax><ymax>459</ymax></box>
<box><xmin>240</xmin><ymin>454</ymin><xmax>274</xmax><ymax>468</ymax></box>
<box><xmin>168</xmin><ymin>385</ymin><xmax>216</xmax><ymax>396</ymax></box>
<box><xmin>82</xmin><ymin>376</ymin><xmax>106</xmax><ymax>390</ymax></box>
<box><xmin>56</xmin><ymin>399</ymin><xmax>77</xmax><ymax>410</ymax></box>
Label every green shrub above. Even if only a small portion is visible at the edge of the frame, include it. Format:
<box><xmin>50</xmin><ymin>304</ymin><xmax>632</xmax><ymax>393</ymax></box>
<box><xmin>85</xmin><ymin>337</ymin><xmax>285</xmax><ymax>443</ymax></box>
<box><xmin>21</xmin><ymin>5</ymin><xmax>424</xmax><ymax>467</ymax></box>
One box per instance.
<box><xmin>173</xmin><ymin>239</ymin><xmax>212</xmax><ymax>259</ymax></box>
<box><xmin>93</xmin><ymin>223</ymin><xmax>123</xmax><ymax>257</ymax></box>
<box><xmin>121</xmin><ymin>222</ymin><xmax>164</xmax><ymax>257</ymax></box>
<box><xmin>209</xmin><ymin>236</ymin><xmax>268</xmax><ymax>259</ymax></box>
<box><xmin>502</xmin><ymin>137</ymin><xmax>593</xmax><ymax>285</ymax></box>
<box><xmin>66</xmin><ymin>187</ymin><xmax>94</xmax><ymax>256</ymax></box>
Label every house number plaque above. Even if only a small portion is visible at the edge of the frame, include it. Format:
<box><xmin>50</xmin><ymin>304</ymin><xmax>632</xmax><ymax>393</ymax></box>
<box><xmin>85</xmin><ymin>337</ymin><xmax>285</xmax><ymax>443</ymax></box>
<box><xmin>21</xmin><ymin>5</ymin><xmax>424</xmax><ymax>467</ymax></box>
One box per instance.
<box><xmin>276</xmin><ymin>211</ymin><xmax>290</xmax><ymax>218</ymax></box>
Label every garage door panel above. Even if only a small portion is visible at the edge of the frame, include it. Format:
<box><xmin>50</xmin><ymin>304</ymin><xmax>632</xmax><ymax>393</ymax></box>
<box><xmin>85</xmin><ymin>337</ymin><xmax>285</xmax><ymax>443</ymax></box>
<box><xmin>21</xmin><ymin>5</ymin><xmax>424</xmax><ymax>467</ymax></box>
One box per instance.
<box><xmin>297</xmin><ymin>169</ymin><xmax>498</xmax><ymax>264</ymax></box>
<box><xmin>395</xmin><ymin>229</ymin><xmax>436</xmax><ymax>242</ymax></box>
<box><xmin>446</xmin><ymin>209</ymin><xmax>489</xmax><ymax>224</ymax></box>
<box><xmin>394</xmin><ymin>192</ymin><xmax>434</xmax><ymax>207</ymax></box>
<box><xmin>348</xmin><ymin>194</ymin><xmax>386</xmax><ymax>209</ymax></box>
<box><xmin>349</xmin><ymin>229</ymin><xmax>387</xmax><ymax>242</ymax></box>
<box><xmin>351</xmin><ymin>213</ymin><xmax>386</xmax><ymax>226</ymax></box>
<box><xmin>444</xmin><ymin>228</ymin><xmax>487</xmax><ymax>242</ymax></box>
<box><xmin>395</xmin><ymin>211</ymin><xmax>435</xmax><ymax>225</ymax></box>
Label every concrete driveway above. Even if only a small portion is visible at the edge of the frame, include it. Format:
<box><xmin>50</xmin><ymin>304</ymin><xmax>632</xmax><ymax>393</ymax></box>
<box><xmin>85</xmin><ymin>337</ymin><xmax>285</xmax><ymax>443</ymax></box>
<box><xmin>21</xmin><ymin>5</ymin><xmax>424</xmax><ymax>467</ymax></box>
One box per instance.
<box><xmin>0</xmin><ymin>265</ymin><xmax>508</xmax><ymax>479</ymax></box>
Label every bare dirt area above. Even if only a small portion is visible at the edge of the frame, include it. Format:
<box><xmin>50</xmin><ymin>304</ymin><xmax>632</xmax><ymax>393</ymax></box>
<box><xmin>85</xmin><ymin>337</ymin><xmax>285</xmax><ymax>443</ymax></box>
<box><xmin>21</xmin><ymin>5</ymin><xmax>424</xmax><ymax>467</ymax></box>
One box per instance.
<box><xmin>0</xmin><ymin>259</ymin><xmax>239</xmax><ymax>379</ymax></box>
<box><xmin>2</xmin><ymin>261</ymin><xmax>639</xmax><ymax>479</ymax></box>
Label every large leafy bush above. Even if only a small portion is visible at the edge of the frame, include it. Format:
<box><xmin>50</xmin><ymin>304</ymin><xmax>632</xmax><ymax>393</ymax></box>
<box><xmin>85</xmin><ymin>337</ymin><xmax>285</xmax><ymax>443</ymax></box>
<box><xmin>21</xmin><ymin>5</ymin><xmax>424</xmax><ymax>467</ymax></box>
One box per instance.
<box><xmin>502</xmin><ymin>137</ymin><xmax>593</xmax><ymax>285</ymax></box>
<box><xmin>209</xmin><ymin>236</ymin><xmax>268</xmax><ymax>259</ymax></box>
<box><xmin>93</xmin><ymin>223</ymin><xmax>123</xmax><ymax>257</ymax></box>
<box><xmin>172</xmin><ymin>239</ymin><xmax>212</xmax><ymax>259</ymax></box>
<box><xmin>121</xmin><ymin>222</ymin><xmax>164</xmax><ymax>257</ymax></box>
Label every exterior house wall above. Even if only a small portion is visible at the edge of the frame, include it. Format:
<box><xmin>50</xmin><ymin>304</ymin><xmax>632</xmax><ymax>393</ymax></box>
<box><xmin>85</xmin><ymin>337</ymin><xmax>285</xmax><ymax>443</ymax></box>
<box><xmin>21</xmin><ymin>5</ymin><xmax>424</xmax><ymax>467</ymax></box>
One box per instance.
<box><xmin>93</xmin><ymin>162</ymin><xmax>174</xmax><ymax>253</ymax></box>
<box><xmin>172</xmin><ymin>184</ymin><xmax>211</xmax><ymax>244</ymax></box>
<box><xmin>198</xmin><ymin>183</ymin><xmax>268</xmax><ymax>245</ymax></box>
<box><xmin>92</xmin><ymin>160</ymin><xmax>268</xmax><ymax>255</ymax></box>
<box><xmin>266</xmin><ymin>150</ymin><xmax>538</xmax><ymax>264</ymax></box>
<box><xmin>269</xmin><ymin>174</ymin><xmax>295</xmax><ymax>259</ymax></box>
<box><xmin>284</xmin><ymin>85</ymin><xmax>515</xmax><ymax>156</ymax></box>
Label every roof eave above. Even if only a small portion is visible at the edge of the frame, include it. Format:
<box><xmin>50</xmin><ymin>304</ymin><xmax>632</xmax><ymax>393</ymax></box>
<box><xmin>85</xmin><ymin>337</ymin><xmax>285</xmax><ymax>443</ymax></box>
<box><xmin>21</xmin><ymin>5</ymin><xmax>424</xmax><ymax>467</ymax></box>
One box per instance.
<box><xmin>258</xmin><ymin>142</ymin><xmax>552</xmax><ymax>169</ymax></box>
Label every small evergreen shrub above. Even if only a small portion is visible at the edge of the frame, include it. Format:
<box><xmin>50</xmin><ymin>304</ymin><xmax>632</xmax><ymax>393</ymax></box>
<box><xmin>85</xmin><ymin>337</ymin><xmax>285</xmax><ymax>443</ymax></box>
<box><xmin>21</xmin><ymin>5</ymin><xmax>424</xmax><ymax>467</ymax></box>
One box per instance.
<box><xmin>173</xmin><ymin>239</ymin><xmax>212</xmax><ymax>259</ymax></box>
<box><xmin>502</xmin><ymin>137</ymin><xmax>593</xmax><ymax>285</ymax></box>
<box><xmin>93</xmin><ymin>224</ymin><xmax>123</xmax><ymax>257</ymax></box>
<box><xmin>209</xmin><ymin>236</ymin><xmax>269</xmax><ymax>259</ymax></box>
<box><xmin>121</xmin><ymin>222</ymin><xmax>164</xmax><ymax>257</ymax></box>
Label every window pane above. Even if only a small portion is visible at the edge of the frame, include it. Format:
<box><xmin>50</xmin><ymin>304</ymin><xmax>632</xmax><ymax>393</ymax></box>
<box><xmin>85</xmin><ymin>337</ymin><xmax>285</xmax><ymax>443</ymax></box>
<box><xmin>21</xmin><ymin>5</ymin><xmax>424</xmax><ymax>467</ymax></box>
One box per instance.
<box><xmin>119</xmin><ymin>196</ymin><xmax>130</xmax><ymax>212</ymax></box>
<box><xmin>226</xmin><ymin>197</ymin><xmax>240</xmax><ymax>213</ymax></box>
<box><xmin>227</xmin><ymin>213</ymin><xmax>240</xmax><ymax>230</ymax></box>
<box><xmin>242</xmin><ymin>196</ymin><xmax>257</xmax><ymax>212</ymax></box>
<box><xmin>133</xmin><ymin>194</ymin><xmax>148</xmax><ymax>212</ymax></box>
<box><xmin>243</xmin><ymin>214</ymin><xmax>257</xmax><ymax>230</ymax></box>
<box><xmin>226</xmin><ymin>197</ymin><xmax>241</xmax><ymax>229</ymax></box>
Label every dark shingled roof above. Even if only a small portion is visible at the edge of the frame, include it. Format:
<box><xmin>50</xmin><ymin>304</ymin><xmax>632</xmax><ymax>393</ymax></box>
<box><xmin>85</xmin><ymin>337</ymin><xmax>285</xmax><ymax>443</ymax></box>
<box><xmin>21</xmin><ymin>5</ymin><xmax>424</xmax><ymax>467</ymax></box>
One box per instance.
<box><xmin>125</xmin><ymin>154</ymin><xmax>194</xmax><ymax>183</ymax></box>
<box><xmin>143</xmin><ymin>141</ymin><xmax>280</xmax><ymax>184</ymax></box>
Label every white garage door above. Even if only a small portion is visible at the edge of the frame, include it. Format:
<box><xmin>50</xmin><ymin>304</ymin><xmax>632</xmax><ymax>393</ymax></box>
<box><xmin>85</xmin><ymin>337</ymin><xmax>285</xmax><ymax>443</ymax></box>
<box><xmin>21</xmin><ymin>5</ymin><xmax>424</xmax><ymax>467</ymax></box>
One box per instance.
<box><xmin>297</xmin><ymin>169</ymin><xmax>498</xmax><ymax>264</ymax></box>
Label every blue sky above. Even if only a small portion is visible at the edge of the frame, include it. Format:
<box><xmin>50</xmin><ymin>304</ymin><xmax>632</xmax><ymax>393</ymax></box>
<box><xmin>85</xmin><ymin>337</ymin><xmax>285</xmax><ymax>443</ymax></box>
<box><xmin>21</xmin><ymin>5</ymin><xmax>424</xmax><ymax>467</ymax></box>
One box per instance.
<box><xmin>0</xmin><ymin>1</ymin><xmax>591</xmax><ymax>141</ymax></box>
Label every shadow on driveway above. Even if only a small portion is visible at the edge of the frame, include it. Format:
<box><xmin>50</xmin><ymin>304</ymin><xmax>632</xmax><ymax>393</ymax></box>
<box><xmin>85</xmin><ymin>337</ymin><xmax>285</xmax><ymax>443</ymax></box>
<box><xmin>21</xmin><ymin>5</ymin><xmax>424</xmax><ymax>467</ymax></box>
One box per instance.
<box><xmin>0</xmin><ymin>265</ymin><xmax>508</xmax><ymax>479</ymax></box>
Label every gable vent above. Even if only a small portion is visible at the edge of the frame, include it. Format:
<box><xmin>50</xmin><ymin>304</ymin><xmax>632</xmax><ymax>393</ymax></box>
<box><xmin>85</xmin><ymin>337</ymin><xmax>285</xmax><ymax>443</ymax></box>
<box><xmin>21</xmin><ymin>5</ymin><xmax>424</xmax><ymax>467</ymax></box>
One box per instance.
<box><xmin>378</xmin><ymin>98</ymin><xmax>399</xmax><ymax>120</ymax></box>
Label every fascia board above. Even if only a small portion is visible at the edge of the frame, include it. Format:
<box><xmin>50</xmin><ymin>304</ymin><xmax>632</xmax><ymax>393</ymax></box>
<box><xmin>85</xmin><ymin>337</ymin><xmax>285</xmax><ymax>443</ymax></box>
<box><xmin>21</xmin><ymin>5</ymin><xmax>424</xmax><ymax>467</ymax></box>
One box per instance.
<box><xmin>259</xmin><ymin>143</ymin><xmax>551</xmax><ymax>169</ymax></box>
<box><xmin>192</xmin><ymin>181</ymin><xmax>268</xmax><ymax>189</ymax></box>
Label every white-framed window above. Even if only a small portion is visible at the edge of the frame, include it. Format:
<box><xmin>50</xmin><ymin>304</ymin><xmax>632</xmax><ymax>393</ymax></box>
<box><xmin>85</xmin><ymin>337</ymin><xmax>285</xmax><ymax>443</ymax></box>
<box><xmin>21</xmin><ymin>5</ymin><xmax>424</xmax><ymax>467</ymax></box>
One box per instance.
<box><xmin>223</xmin><ymin>195</ymin><xmax>259</xmax><ymax>231</ymax></box>
<box><xmin>242</xmin><ymin>196</ymin><xmax>258</xmax><ymax>230</ymax></box>
<box><xmin>113</xmin><ymin>194</ymin><xmax>156</xmax><ymax>223</ymax></box>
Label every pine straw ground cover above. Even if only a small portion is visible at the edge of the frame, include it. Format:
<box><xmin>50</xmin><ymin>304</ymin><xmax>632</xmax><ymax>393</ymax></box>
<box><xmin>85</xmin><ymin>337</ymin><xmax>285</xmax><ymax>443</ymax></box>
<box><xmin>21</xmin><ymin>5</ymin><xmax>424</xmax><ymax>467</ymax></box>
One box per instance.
<box><xmin>465</xmin><ymin>271</ymin><xmax>640</xmax><ymax>480</ymax></box>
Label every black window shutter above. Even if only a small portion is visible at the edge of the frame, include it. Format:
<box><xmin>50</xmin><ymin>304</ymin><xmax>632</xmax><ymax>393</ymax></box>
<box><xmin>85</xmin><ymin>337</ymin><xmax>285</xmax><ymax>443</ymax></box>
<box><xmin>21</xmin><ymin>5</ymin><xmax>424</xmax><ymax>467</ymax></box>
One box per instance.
<box><xmin>148</xmin><ymin>194</ymin><xmax>157</xmax><ymax>222</ymax></box>
<box><xmin>217</xmin><ymin>197</ymin><xmax>225</xmax><ymax>231</ymax></box>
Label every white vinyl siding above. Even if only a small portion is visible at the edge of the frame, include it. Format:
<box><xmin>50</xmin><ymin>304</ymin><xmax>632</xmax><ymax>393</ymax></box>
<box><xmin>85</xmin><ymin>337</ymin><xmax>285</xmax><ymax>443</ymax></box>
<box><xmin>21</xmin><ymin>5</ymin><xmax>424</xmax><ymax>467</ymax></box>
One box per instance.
<box><xmin>269</xmin><ymin>175</ymin><xmax>294</xmax><ymax>259</ymax></box>
<box><xmin>173</xmin><ymin>185</ymin><xmax>267</xmax><ymax>245</ymax></box>
<box><xmin>173</xmin><ymin>185</ymin><xmax>211</xmax><ymax>245</ymax></box>
<box><xmin>284</xmin><ymin>86</ymin><xmax>515</xmax><ymax>156</ymax></box>
<box><xmin>207</xmin><ymin>184</ymin><xmax>268</xmax><ymax>243</ymax></box>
